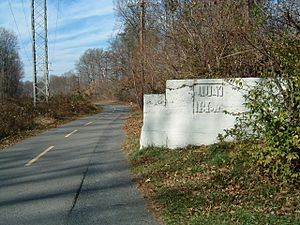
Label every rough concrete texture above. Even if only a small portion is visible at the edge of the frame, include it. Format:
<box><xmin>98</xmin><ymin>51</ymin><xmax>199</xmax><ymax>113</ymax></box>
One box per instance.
<box><xmin>140</xmin><ymin>78</ymin><xmax>259</xmax><ymax>149</ymax></box>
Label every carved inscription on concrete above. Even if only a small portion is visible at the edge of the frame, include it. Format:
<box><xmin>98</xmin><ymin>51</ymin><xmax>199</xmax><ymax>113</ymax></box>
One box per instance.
<box><xmin>194</xmin><ymin>83</ymin><xmax>224</xmax><ymax>114</ymax></box>
<box><xmin>140</xmin><ymin>78</ymin><xmax>259</xmax><ymax>149</ymax></box>
<box><xmin>144</xmin><ymin>94</ymin><xmax>165</xmax><ymax>106</ymax></box>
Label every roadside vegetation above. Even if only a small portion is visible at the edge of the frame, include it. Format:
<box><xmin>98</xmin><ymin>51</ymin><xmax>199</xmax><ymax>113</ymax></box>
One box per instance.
<box><xmin>1</xmin><ymin>0</ymin><xmax>299</xmax><ymax>221</ymax></box>
<box><xmin>119</xmin><ymin>2</ymin><xmax>299</xmax><ymax>224</ymax></box>
<box><xmin>123</xmin><ymin>110</ymin><xmax>300</xmax><ymax>225</ymax></box>
<box><xmin>0</xmin><ymin>28</ymin><xmax>100</xmax><ymax>149</ymax></box>
<box><xmin>0</xmin><ymin>93</ymin><xmax>99</xmax><ymax>149</ymax></box>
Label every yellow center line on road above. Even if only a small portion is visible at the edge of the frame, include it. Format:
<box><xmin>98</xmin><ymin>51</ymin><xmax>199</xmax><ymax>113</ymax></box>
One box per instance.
<box><xmin>25</xmin><ymin>146</ymin><xmax>55</xmax><ymax>167</ymax></box>
<box><xmin>65</xmin><ymin>129</ymin><xmax>78</xmax><ymax>138</ymax></box>
<box><xmin>84</xmin><ymin>122</ymin><xmax>93</xmax><ymax>126</ymax></box>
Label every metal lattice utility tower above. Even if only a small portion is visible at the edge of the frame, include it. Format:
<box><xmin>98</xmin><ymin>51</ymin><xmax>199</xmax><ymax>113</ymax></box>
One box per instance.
<box><xmin>31</xmin><ymin>0</ymin><xmax>49</xmax><ymax>106</ymax></box>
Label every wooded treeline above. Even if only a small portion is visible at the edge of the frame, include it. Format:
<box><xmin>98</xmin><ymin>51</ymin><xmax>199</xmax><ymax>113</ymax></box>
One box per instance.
<box><xmin>110</xmin><ymin>0</ymin><xmax>299</xmax><ymax>107</ymax></box>
<box><xmin>0</xmin><ymin>28</ymin><xmax>23</xmax><ymax>101</ymax></box>
<box><xmin>1</xmin><ymin>0</ymin><xmax>299</xmax><ymax>105</ymax></box>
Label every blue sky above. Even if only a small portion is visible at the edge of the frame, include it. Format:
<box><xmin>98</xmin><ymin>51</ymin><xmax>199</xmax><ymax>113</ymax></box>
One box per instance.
<box><xmin>0</xmin><ymin>0</ymin><xmax>118</xmax><ymax>81</ymax></box>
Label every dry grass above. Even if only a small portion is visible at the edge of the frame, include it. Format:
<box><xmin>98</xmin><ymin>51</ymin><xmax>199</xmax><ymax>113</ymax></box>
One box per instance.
<box><xmin>0</xmin><ymin>93</ymin><xmax>101</xmax><ymax>150</ymax></box>
<box><xmin>123</xmin><ymin>110</ymin><xmax>300</xmax><ymax>225</ymax></box>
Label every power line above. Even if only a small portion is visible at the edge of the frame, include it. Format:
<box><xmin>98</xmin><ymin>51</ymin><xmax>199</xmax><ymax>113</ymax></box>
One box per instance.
<box><xmin>7</xmin><ymin>0</ymin><xmax>31</xmax><ymax>63</ymax></box>
<box><xmin>51</xmin><ymin>0</ymin><xmax>60</xmax><ymax>68</ymax></box>
<box><xmin>21</xmin><ymin>0</ymin><xmax>33</xmax><ymax>43</ymax></box>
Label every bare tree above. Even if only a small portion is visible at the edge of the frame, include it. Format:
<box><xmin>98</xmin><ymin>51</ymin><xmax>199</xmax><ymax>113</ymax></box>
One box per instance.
<box><xmin>49</xmin><ymin>70</ymin><xmax>79</xmax><ymax>95</ymax></box>
<box><xmin>0</xmin><ymin>27</ymin><xmax>23</xmax><ymax>101</ymax></box>
<box><xmin>76</xmin><ymin>48</ymin><xmax>109</xmax><ymax>86</ymax></box>
<box><xmin>112</xmin><ymin>0</ymin><xmax>299</xmax><ymax>107</ymax></box>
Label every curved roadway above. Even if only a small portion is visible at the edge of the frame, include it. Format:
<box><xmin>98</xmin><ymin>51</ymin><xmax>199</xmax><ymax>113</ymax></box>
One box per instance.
<box><xmin>0</xmin><ymin>105</ymin><xmax>159</xmax><ymax>225</ymax></box>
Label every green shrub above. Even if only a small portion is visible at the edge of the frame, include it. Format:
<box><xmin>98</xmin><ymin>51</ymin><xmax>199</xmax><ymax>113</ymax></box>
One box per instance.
<box><xmin>224</xmin><ymin>38</ymin><xmax>300</xmax><ymax>182</ymax></box>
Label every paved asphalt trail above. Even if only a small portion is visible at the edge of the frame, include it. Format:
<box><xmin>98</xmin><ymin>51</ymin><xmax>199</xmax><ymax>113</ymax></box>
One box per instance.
<box><xmin>0</xmin><ymin>105</ymin><xmax>159</xmax><ymax>225</ymax></box>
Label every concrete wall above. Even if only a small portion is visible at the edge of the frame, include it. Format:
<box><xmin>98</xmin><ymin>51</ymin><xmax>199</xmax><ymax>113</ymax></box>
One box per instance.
<box><xmin>140</xmin><ymin>78</ymin><xmax>259</xmax><ymax>149</ymax></box>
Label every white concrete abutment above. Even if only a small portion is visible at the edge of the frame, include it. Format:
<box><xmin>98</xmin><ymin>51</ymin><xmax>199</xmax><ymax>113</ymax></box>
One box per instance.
<box><xmin>140</xmin><ymin>78</ymin><xmax>259</xmax><ymax>149</ymax></box>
